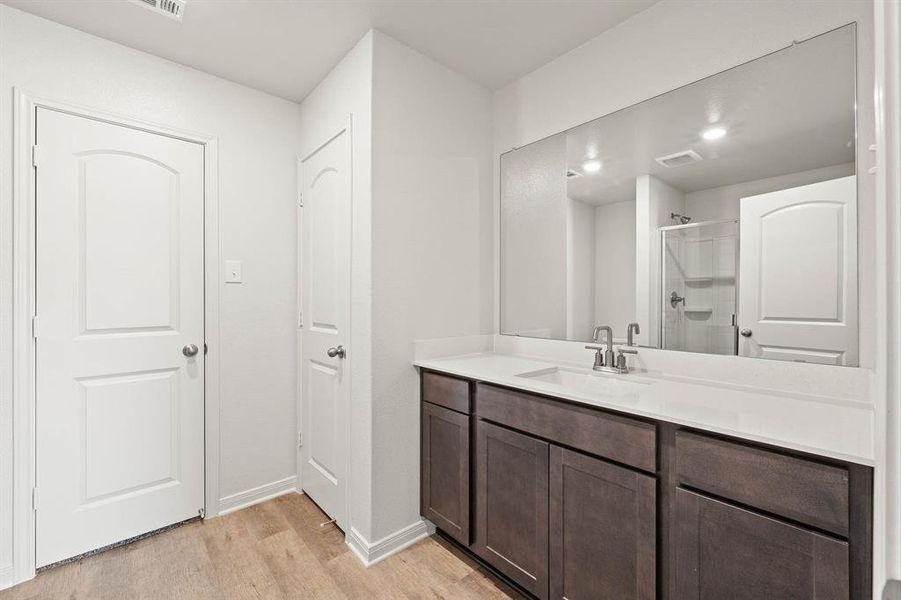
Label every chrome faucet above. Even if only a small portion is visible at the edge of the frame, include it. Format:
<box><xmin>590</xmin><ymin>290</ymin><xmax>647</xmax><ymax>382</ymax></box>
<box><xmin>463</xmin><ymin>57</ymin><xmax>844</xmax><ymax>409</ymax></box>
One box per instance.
<box><xmin>586</xmin><ymin>325</ymin><xmax>617</xmax><ymax>373</ymax></box>
<box><xmin>627</xmin><ymin>322</ymin><xmax>640</xmax><ymax>346</ymax></box>
<box><xmin>586</xmin><ymin>323</ymin><xmax>640</xmax><ymax>374</ymax></box>
<box><xmin>591</xmin><ymin>326</ymin><xmax>615</xmax><ymax>365</ymax></box>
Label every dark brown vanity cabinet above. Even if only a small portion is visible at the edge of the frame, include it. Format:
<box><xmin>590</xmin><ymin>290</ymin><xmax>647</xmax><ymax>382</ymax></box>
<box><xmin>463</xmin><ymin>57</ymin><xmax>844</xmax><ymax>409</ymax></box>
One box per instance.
<box><xmin>471</xmin><ymin>383</ymin><xmax>657</xmax><ymax>600</ymax></box>
<box><xmin>418</xmin><ymin>371</ymin><xmax>873</xmax><ymax>600</ymax></box>
<box><xmin>421</xmin><ymin>401</ymin><xmax>470</xmax><ymax>545</ymax></box>
<box><xmin>673</xmin><ymin>488</ymin><xmax>849</xmax><ymax>600</ymax></box>
<box><xmin>671</xmin><ymin>430</ymin><xmax>870</xmax><ymax>600</ymax></box>
<box><xmin>474</xmin><ymin>420</ymin><xmax>549</xmax><ymax>598</ymax></box>
<box><xmin>550</xmin><ymin>446</ymin><xmax>656</xmax><ymax>600</ymax></box>
<box><xmin>420</xmin><ymin>372</ymin><xmax>472</xmax><ymax>545</ymax></box>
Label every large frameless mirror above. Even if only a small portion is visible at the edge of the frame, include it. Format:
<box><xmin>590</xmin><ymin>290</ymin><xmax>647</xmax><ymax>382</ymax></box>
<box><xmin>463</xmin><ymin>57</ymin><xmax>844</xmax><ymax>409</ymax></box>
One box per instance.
<box><xmin>500</xmin><ymin>24</ymin><xmax>859</xmax><ymax>366</ymax></box>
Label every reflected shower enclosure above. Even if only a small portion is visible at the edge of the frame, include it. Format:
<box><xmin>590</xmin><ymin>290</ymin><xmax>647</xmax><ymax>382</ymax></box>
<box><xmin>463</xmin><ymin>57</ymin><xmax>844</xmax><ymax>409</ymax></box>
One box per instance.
<box><xmin>661</xmin><ymin>220</ymin><xmax>738</xmax><ymax>355</ymax></box>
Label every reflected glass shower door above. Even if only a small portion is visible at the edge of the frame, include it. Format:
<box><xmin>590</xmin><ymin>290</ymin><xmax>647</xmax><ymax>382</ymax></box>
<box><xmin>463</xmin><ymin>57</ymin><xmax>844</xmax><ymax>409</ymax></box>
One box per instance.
<box><xmin>661</xmin><ymin>220</ymin><xmax>739</xmax><ymax>355</ymax></box>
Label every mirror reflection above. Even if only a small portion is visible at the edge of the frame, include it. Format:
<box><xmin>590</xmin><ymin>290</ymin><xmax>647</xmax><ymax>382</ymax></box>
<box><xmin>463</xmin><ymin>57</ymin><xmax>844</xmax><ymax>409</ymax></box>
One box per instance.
<box><xmin>500</xmin><ymin>24</ymin><xmax>858</xmax><ymax>366</ymax></box>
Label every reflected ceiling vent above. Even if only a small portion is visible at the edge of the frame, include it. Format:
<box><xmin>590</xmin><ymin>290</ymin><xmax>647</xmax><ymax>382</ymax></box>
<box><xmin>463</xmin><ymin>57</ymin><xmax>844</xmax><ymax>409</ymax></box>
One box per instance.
<box><xmin>565</xmin><ymin>169</ymin><xmax>583</xmax><ymax>179</ymax></box>
<box><xmin>129</xmin><ymin>0</ymin><xmax>186</xmax><ymax>21</ymax></box>
<box><xmin>655</xmin><ymin>150</ymin><xmax>703</xmax><ymax>168</ymax></box>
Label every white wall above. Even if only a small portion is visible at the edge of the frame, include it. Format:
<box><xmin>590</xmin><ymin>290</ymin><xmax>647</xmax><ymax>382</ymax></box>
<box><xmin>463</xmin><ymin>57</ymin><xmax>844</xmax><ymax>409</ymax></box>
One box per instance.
<box><xmin>297</xmin><ymin>32</ymin><xmax>375</xmax><ymax>539</ymax></box>
<box><xmin>685</xmin><ymin>162</ymin><xmax>856</xmax><ymax>222</ymax></box>
<box><xmin>873</xmin><ymin>0</ymin><xmax>901</xmax><ymax>587</ymax></box>
<box><xmin>0</xmin><ymin>5</ymin><xmax>301</xmax><ymax>579</ymax></box>
<box><xmin>566</xmin><ymin>198</ymin><xmax>596</xmax><ymax>340</ymax></box>
<box><xmin>594</xmin><ymin>200</ymin><xmax>636</xmax><ymax>340</ymax></box>
<box><xmin>296</xmin><ymin>28</ymin><xmax>492</xmax><ymax>549</ymax></box>
<box><xmin>635</xmin><ymin>175</ymin><xmax>684</xmax><ymax>347</ymax></box>
<box><xmin>499</xmin><ymin>134</ymin><xmax>567</xmax><ymax>338</ymax></box>
<box><xmin>493</xmin><ymin>0</ymin><xmax>873</xmax><ymax>152</ymax></box>
<box><xmin>492</xmin><ymin>0</ymin><xmax>876</xmax><ymax>367</ymax></box>
<box><xmin>369</xmin><ymin>31</ymin><xmax>493</xmax><ymax>542</ymax></box>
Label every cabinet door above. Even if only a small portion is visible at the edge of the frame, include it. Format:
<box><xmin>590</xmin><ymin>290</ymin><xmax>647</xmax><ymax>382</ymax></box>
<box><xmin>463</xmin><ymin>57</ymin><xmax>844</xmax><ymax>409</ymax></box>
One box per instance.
<box><xmin>474</xmin><ymin>420</ymin><xmax>549</xmax><ymax>599</ymax></box>
<box><xmin>674</xmin><ymin>488</ymin><xmax>849</xmax><ymax>600</ymax></box>
<box><xmin>549</xmin><ymin>447</ymin><xmax>656</xmax><ymax>600</ymax></box>
<box><xmin>421</xmin><ymin>402</ymin><xmax>470</xmax><ymax>544</ymax></box>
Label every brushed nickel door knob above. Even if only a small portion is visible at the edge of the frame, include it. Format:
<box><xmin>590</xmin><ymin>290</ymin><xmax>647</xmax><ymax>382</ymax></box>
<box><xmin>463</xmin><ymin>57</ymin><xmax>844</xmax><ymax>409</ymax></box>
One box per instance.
<box><xmin>740</xmin><ymin>328</ymin><xmax>753</xmax><ymax>337</ymax></box>
<box><xmin>327</xmin><ymin>345</ymin><xmax>346</xmax><ymax>359</ymax></box>
<box><xmin>182</xmin><ymin>343</ymin><xmax>200</xmax><ymax>357</ymax></box>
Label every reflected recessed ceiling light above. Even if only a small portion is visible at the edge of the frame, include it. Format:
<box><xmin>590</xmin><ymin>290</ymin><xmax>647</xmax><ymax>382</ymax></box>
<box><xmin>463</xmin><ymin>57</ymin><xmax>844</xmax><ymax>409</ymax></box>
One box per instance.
<box><xmin>582</xmin><ymin>160</ymin><xmax>602</xmax><ymax>173</ymax></box>
<box><xmin>702</xmin><ymin>127</ymin><xmax>727</xmax><ymax>141</ymax></box>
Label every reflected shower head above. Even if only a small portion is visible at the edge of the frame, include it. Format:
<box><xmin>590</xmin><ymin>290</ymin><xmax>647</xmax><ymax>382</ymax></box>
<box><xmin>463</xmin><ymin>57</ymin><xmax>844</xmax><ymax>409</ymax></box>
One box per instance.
<box><xmin>671</xmin><ymin>213</ymin><xmax>692</xmax><ymax>224</ymax></box>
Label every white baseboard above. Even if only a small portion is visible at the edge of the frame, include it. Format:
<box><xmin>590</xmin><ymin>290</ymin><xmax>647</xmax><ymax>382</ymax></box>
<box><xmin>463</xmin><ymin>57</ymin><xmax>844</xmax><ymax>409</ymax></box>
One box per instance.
<box><xmin>217</xmin><ymin>476</ymin><xmax>298</xmax><ymax>516</ymax></box>
<box><xmin>0</xmin><ymin>563</ymin><xmax>14</xmax><ymax>591</ymax></box>
<box><xmin>346</xmin><ymin>519</ymin><xmax>435</xmax><ymax>567</ymax></box>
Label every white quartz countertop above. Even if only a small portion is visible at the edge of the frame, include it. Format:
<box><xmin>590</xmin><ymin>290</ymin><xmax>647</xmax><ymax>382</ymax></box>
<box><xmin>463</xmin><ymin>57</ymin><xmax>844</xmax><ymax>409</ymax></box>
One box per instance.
<box><xmin>414</xmin><ymin>353</ymin><xmax>875</xmax><ymax>466</ymax></box>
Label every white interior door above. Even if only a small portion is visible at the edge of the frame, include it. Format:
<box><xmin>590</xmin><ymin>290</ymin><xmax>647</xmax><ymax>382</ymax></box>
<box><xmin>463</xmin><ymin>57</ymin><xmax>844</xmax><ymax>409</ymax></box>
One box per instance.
<box><xmin>35</xmin><ymin>108</ymin><xmax>205</xmax><ymax>567</ymax></box>
<box><xmin>300</xmin><ymin>125</ymin><xmax>351</xmax><ymax>530</ymax></box>
<box><xmin>738</xmin><ymin>175</ymin><xmax>857</xmax><ymax>365</ymax></box>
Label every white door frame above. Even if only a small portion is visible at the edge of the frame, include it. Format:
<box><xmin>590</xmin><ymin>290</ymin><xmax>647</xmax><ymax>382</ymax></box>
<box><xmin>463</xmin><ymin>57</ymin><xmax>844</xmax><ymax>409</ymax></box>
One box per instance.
<box><xmin>10</xmin><ymin>88</ymin><xmax>221</xmax><ymax>585</ymax></box>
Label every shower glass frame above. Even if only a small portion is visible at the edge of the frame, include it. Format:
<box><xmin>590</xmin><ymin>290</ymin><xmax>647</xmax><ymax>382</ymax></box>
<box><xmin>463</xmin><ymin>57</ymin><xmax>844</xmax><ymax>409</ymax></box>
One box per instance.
<box><xmin>659</xmin><ymin>218</ymin><xmax>740</xmax><ymax>354</ymax></box>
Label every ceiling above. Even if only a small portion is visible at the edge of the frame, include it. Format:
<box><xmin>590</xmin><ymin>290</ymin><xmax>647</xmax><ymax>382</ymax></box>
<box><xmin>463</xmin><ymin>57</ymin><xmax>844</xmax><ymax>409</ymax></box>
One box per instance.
<box><xmin>1</xmin><ymin>0</ymin><xmax>657</xmax><ymax>102</ymax></box>
<box><xmin>559</xmin><ymin>24</ymin><xmax>856</xmax><ymax>206</ymax></box>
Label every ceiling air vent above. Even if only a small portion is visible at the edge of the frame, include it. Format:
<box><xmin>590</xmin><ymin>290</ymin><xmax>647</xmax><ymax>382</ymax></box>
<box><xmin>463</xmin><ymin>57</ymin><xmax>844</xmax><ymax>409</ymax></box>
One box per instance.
<box><xmin>655</xmin><ymin>150</ymin><xmax>703</xmax><ymax>169</ymax></box>
<box><xmin>129</xmin><ymin>0</ymin><xmax>186</xmax><ymax>22</ymax></box>
<box><xmin>565</xmin><ymin>169</ymin><xmax>583</xmax><ymax>179</ymax></box>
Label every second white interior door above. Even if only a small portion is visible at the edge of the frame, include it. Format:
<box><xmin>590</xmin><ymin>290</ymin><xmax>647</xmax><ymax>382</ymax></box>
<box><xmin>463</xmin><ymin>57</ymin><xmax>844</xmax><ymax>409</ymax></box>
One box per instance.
<box><xmin>300</xmin><ymin>124</ymin><xmax>352</xmax><ymax>530</ymax></box>
<box><xmin>738</xmin><ymin>175</ymin><xmax>858</xmax><ymax>365</ymax></box>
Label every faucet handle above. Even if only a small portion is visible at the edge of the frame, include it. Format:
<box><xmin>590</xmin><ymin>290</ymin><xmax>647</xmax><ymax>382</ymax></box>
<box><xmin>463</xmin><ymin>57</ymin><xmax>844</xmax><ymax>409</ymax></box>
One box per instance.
<box><xmin>613</xmin><ymin>346</ymin><xmax>639</xmax><ymax>373</ymax></box>
<box><xmin>585</xmin><ymin>344</ymin><xmax>605</xmax><ymax>368</ymax></box>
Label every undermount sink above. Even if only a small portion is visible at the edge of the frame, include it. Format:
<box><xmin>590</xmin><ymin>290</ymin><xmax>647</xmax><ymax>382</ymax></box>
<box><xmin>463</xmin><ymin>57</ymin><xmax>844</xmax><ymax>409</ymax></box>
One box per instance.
<box><xmin>515</xmin><ymin>366</ymin><xmax>652</xmax><ymax>396</ymax></box>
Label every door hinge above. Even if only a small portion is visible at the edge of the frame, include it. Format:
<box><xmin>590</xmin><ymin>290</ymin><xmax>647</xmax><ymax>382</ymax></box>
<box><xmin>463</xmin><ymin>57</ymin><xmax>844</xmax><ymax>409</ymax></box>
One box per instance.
<box><xmin>298</xmin><ymin>432</ymin><xmax>303</xmax><ymax>448</ymax></box>
<box><xmin>32</xmin><ymin>145</ymin><xmax>40</xmax><ymax>168</ymax></box>
<box><xmin>31</xmin><ymin>315</ymin><xmax>39</xmax><ymax>339</ymax></box>
<box><xmin>298</xmin><ymin>192</ymin><xmax>303</xmax><ymax>208</ymax></box>
<box><xmin>32</xmin><ymin>487</ymin><xmax>38</xmax><ymax>511</ymax></box>
<box><xmin>204</xmin><ymin>343</ymin><xmax>208</xmax><ymax>355</ymax></box>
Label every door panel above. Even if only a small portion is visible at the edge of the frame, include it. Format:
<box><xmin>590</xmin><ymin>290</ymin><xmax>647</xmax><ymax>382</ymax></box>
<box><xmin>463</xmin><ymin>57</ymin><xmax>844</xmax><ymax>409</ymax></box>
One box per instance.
<box><xmin>421</xmin><ymin>402</ymin><xmax>470</xmax><ymax>544</ymax></box>
<box><xmin>738</xmin><ymin>176</ymin><xmax>857</xmax><ymax>365</ymax></box>
<box><xmin>674</xmin><ymin>488</ymin><xmax>849</xmax><ymax>600</ymax></box>
<box><xmin>81</xmin><ymin>369</ymin><xmax>179</xmax><ymax>501</ymax></box>
<box><xmin>309</xmin><ymin>360</ymin><xmax>339</xmax><ymax>482</ymax></box>
<box><xmin>300</xmin><ymin>126</ymin><xmax>351</xmax><ymax>530</ymax></box>
<box><xmin>474</xmin><ymin>420</ymin><xmax>549</xmax><ymax>599</ymax></box>
<box><xmin>81</xmin><ymin>154</ymin><xmax>178</xmax><ymax>332</ymax></box>
<box><xmin>549</xmin><ymin>447</ymin><xmax>656</xmax><ymax>600</ymax></box>
<box><xmin>36</xmin><ymin>108</ymin><xmax>204</xmax><ymax>567</ymax></box>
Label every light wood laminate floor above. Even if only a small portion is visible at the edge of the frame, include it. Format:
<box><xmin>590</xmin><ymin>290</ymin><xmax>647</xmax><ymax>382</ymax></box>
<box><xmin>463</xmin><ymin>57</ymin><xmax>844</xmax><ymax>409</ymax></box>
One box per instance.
<box><xmin>1</xmin><ymin>493</ymin><xmax>521</xmax><ymax>600</ymax></box>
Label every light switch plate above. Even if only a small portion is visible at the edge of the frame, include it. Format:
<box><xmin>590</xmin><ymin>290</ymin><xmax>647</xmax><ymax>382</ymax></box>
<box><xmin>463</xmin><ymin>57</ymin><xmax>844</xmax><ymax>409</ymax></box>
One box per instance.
<box><xmin>225</xmin><ymin>260</ymin><xmax>243</xmax><ymax>283</ymax></box>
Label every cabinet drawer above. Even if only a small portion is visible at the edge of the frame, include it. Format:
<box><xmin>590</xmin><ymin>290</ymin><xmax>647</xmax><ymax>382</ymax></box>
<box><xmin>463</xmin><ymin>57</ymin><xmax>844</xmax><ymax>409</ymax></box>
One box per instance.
<box><xmin>422</xmin><ymin>371</ymin><xmax>471</xmax><ymax>414</ymax></box>
<box><xmin>675</xmin><ymin>431</ymin><xmax>849</xmax><ymax>536</ymax></box>
<box><xmin>475</xmin><ymin>384</ymin><xmax>656</xmax><ymax>472</ymax></box>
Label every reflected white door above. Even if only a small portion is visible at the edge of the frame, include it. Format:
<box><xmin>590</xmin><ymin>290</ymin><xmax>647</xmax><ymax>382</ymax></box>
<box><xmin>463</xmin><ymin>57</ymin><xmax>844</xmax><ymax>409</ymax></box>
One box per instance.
<box><xmin>738</xmin><ymin>175</ymin><xmax>857</xmax><ymax>365</ymax></box>
<box><xmin>300</xmin><ymin>125</ymin><xmax>351</xmax><ymax>530</ymax></box>
<box><xmin>35</xmin><ymin>108</ymin><xmax>205</xmax><ymax>566</ymax></box>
